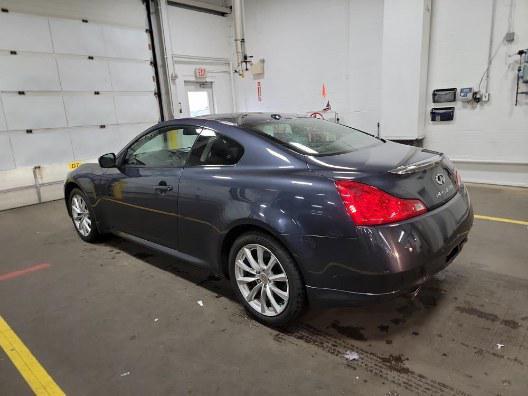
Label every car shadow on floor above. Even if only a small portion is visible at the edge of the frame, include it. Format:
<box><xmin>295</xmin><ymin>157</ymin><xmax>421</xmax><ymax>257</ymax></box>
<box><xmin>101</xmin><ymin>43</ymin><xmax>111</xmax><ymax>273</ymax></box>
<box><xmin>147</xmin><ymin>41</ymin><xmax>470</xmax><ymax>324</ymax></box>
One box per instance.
<box><xmin>103</xmin><ymin>235</ymin><xmax>237</xmax><ymax>302</ymax></box>
<box><xmin>102</xmin><ymin>234</ymin><xmax>447</xmax><ymax>340</ymax></box>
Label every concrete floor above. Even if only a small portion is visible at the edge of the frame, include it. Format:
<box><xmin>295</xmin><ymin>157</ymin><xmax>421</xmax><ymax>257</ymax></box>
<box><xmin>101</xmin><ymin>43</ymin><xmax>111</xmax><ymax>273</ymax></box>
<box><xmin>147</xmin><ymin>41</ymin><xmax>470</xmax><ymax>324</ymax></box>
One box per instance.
<box><xmin>0</xmin><ymin>184</ymin><xmax>527</xmax><ymax>395</ymax></box>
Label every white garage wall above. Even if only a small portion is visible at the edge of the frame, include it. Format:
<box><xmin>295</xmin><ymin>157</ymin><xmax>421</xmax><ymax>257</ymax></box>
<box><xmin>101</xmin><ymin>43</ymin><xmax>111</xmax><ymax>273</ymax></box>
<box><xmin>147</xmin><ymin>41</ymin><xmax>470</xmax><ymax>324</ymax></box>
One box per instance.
<box><xmin>235</xmin><ymin>0</ymin><xmax>384</xmax><ymax>134</ymax></box>
<box><xmin>0</xmin><ymin>0</ymin><xmax>160</xmax><ymax>210</ymax></box>
<box><xmin>235</xmin><ymin>0</ymin><xmax>527</xmax><ymax>186</ymax></box>
<box><xmin>425</xmin><ymin>0</ymin><xmax>528</xmax><ymax>186</ymax></box>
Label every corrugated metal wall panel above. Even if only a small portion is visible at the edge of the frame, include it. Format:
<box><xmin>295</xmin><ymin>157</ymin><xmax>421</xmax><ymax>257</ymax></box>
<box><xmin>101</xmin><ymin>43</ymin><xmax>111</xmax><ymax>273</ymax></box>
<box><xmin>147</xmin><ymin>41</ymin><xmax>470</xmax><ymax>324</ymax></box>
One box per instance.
<box><xmin>9</xmin><ymin>130</ymin><xmax>75</xmax><ymax>167</ymax></box>
<box><xmin>49</xmin><ymin>18</ymin><xmax>106</xmax><ymax>57</ymax></box>
<box><xmin>69</xmin><ymin>126</ymin><xmax>123</xmax><ymax>160</ymax></box>
<box><xmin>109</xmin><ymin>62</ymin><xmax>155</xmax><ymax>91</ymax></box>
<box><xmin>2</xmin><ymin>95</ymin><xmax>68</xmax><ymax>130</ymax></box>
<box><xmin>0</xmin><ymin>134</ymin><xmax>16</xmax><ymax>171</ymax></box>
<box><xmin>0</xmin><ymin>12</ymin><xmax>53</xmax><ymax>52</ymax></box>
<box><xmin>0</xmin><ymin>97</ymin><xmax>6</xmax><ymax>131</ymax></box>
<box><xmin>0</xmin><ymin>55</ymin><xmax>61</xmax><ymax>91</ymax></box>
<box><xmin>114</xmin><ymin>95</ymin><xmax>159</xmax><ymax>124</ymax></box>
<box><xmin>63</xmin><ymin>95</ymin><xmax>117</xmax><ymax>127</ymax></box>
<box><xmin>57</xmin><ymin>58</ymin><xmax>112</xmax><ymax>91</ymax></box>
<box><xmin>102</xmin><ymin>26</ymin><xmax>151</xmax><ymax>60</ymax></box>
<box><xmin>0</xmin><ymin>0</ymin><xmax>147</xmax><ymax>29</ymax></box>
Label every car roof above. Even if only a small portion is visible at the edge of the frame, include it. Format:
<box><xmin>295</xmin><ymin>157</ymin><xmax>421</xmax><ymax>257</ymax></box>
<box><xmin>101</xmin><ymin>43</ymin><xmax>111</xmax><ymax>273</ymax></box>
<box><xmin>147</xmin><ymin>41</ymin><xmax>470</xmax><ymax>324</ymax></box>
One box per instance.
<box><xmin>200</xmin><ymin>112</ymin><xmax>309</xmax><ymax>126</ymax></box>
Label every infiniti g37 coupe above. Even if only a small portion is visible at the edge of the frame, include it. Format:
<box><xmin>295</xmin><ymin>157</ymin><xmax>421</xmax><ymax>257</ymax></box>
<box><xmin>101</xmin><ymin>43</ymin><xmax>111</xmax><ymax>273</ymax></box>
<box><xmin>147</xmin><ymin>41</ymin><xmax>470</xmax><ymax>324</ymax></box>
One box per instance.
<box><xmin>65</xmin><ymin>113</ymin><xmax>473</xmax><ymax>326</ymax></box>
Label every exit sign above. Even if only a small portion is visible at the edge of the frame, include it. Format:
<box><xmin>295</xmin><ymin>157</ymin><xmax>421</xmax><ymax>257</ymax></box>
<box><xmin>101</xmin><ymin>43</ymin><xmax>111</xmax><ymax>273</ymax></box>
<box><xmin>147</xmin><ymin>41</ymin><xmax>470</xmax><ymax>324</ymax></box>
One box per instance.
<box><xmin>195</xmin><ymin>67</ymin><xmax>207</xmax><ymax>80</ymax></box>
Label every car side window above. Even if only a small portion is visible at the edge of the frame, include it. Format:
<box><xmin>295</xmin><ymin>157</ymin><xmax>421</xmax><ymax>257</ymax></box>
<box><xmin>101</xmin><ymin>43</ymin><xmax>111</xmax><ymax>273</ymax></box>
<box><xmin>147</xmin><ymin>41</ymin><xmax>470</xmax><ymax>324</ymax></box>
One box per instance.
<box><xmin>187</xmin><ymin>129</ymin><xmax>244</xmax><ymax>166</ymax></box>
<box><xmin>124</xmin><ymin>126</ymin><xmax>201</xmax><ymax>167</ymax></box>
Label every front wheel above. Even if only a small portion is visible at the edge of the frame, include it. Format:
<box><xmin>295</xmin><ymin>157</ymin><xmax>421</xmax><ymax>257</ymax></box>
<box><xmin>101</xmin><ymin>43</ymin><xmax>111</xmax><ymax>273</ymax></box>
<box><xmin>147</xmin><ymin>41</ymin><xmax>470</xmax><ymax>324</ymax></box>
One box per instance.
<box><xmin>69</xmin><ymin>188</ymin><xmax>101</xmax><ymax>243</ymax></box>
<box><xmin>228</xmin><ymin>232</ymin><xmax>306</xmax><ymax>327</ymax></box>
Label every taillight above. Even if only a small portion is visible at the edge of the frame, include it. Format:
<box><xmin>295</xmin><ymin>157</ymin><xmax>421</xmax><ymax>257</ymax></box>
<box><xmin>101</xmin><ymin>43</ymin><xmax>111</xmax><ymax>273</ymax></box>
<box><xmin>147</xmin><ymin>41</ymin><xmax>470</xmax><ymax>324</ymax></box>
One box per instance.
<box><xmin>335</xmin><ymin>180</ymin><xmax>427</xmax><ymax>226</ymax></box>
<box><xmin>454</xmin><ymin>169</ymin><xmax>462</xmax><ymax>189</ymax></box>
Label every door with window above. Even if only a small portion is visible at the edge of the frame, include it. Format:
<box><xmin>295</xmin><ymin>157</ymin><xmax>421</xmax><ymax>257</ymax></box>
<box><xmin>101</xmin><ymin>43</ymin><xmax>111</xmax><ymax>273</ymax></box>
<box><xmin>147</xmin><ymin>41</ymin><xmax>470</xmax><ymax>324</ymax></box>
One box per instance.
<box><xmin>104</xmin><ymin>125</ymin><xmax>201</xmax><ymax>248</ymax></box>
<box><xmin>178</xmin><ymin>128</ymin><xmax>245</xmax><ymax>265</ymax></box>
<box><xmin>184</xmin><ymin>81</ymin><xmax>215</xmax><ymax>118</ymax></box>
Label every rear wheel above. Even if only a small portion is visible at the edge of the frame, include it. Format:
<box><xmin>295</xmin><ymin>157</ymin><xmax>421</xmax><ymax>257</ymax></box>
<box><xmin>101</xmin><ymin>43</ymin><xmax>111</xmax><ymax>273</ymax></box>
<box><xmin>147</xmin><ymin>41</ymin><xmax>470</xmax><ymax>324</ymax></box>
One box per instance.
<box><xmin>69</xmin><ymin>188</ymin><xmax>100</xmax><ymax>243</ymax></box>
<box><xmin>228</xmin><ymin>232</ymin><xmax>306</xmax><ymax>327</ymax></box>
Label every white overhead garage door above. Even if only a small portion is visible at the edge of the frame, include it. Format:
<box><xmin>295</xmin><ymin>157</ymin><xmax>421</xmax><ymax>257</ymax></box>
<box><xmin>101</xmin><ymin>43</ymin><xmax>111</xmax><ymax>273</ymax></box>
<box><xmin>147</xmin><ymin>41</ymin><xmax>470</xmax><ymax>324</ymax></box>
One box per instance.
<box><xmin>167</xmin><ymin>4</ymin><xmax>235</xmax><ymax>119</ymax></box>
<box><xmin>0</xmin><ymin>0</ymin><xmax>160</xmax><ymax>210</ymax></box>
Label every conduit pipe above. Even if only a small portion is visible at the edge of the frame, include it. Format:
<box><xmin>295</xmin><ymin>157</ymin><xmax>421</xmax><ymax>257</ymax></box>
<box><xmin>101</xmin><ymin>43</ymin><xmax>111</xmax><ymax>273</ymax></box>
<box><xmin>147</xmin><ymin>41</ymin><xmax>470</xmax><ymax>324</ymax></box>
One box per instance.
<box><xmin>233</xmin><ymin>0</ymin><xmax>247</xmax><ymax>76</ymax></box>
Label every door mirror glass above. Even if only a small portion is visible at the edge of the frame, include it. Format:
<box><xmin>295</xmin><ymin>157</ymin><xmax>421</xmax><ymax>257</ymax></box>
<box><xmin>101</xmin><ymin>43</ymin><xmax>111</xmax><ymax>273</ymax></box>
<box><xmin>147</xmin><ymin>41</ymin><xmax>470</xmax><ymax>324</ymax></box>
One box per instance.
<box><xmin>99</xmin><ymin>153</ymin><xmax>116</xmax><ymax>168</ymax></box>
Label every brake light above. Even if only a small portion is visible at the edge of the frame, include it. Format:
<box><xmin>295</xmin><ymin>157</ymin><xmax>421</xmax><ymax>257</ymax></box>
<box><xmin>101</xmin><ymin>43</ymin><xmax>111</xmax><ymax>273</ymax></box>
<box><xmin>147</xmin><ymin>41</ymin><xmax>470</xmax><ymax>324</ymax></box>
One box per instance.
<box><xmin>454</xmin><ymin>169</ymin><xmax>462</xmax><ymax>189</ymax></box>
<box><xmin>335</xmin><ymin>180</ymin><xmax>427</xmax><ymax>226</ymax></box>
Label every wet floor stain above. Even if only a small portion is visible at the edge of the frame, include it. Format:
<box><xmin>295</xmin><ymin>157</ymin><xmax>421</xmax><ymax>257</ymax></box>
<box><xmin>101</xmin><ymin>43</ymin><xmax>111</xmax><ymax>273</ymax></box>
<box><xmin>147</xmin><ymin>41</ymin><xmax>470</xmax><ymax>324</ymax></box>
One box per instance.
<box><xmin>500</xmin><ymin>319</ymin><xmax>520</xmax><ymax>329</ymax></box>
<box><xmin>455</xmin><ymin>306</ymin><xmax>499</xmax><ymax>322</ymax></box>
<box><xmin>282</xmin><ymin>323</ymin><xmax>467</xmax><ymax>395</ymax></box>
<box><xmin>330</xmin><ymin>320</ymin><xmax>367</xmax><ymax>341</ymax></box>
<box><xmin>455</xmin><ymin>306</ymin><xmax>521</xmax><ymax>329</ymax></box>
<box><xmin>379</xmin><ymin>354</ymin><xmax>411</xmax><ymax>374</ymax></box>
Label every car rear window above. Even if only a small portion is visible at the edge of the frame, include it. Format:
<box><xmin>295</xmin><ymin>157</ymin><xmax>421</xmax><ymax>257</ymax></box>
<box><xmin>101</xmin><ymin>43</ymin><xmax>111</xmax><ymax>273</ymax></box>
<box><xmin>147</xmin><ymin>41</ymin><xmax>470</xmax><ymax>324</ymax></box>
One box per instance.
<box><xmin>240</xmin><ymin>116</ymin><xmax>381</xmax><ymax>156</ymax></box>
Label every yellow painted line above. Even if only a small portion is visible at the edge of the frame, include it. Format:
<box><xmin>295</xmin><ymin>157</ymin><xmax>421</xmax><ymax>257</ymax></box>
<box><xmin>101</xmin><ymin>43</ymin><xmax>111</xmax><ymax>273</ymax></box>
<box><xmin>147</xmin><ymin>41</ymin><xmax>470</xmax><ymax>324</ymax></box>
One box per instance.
<box><xmin>0</xmin><ymin>315</ymin><xmax>65</xmax><ymax>396</ymax></box>
<box><xmin>475</xmin><ymin>214</ymin><xmax>528</xmax><ymax>226</ymax></box>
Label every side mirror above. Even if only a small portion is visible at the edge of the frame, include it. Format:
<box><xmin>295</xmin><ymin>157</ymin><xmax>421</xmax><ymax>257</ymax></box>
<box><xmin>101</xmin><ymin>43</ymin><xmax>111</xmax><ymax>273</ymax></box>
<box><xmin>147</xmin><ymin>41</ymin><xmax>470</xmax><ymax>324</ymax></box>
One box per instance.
<box><xmin>98</xmin><ymin>153</ymin><xmax>116</xmax><ymax>168</ymax></box>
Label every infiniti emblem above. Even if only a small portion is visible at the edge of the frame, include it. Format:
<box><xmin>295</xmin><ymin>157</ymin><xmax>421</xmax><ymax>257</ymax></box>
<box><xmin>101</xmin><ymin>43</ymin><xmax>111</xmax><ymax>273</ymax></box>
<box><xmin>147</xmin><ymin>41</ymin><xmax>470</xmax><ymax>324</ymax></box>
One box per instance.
<box><xmin>435</xmin><ymin>173</ymin><xmax>446</xmax><ymax>185</ymax></box>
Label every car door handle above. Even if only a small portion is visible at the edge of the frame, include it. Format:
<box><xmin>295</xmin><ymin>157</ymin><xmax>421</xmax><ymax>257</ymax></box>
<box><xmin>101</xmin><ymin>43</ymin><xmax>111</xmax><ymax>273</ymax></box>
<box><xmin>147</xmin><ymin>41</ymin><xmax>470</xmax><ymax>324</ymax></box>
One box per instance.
<box><xmin>154</xmin><ymin>183</ymin><xmax>173</xmax><ymax>193</ymax></box>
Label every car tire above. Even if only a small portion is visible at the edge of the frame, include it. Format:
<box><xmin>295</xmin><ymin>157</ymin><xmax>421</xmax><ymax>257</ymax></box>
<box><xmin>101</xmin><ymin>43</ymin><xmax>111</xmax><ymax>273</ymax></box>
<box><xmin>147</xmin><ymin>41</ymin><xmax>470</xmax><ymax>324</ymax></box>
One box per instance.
<box><xmin>228</xmin><ymin>231</ymin><xmax>306</xmax><ymax>327</ymax></box>
<box><xmin>68</xmin><ymin>188</ymin><xmax>101</xmax><ymax>243</ymax></box>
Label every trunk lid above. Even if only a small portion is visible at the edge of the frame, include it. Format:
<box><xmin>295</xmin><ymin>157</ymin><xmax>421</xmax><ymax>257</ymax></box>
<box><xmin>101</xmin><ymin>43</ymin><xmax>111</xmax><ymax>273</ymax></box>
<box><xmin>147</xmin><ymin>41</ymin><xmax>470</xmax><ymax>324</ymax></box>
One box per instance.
<box><xmin>306</xmin><ymin>140</ymin><xmax>457</xmax><ymax>209</ymax></box>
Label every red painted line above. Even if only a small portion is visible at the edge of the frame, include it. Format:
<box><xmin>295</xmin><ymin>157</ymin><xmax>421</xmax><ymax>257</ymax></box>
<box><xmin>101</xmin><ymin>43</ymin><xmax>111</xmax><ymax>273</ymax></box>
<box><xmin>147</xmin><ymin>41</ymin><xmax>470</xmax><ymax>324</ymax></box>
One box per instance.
<box><xmin>0</xmin><ymin>263</ymin><xmax>50</xmax><ymax>282</ymax></box>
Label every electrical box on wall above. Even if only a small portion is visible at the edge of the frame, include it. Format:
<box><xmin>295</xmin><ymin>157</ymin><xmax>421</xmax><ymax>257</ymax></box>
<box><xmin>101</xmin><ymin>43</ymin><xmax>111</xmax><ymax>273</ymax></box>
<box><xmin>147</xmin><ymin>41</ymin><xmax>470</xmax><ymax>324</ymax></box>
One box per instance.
<box><xmin>430</xmin><ymin>107</ymin><xmax>454</xmax><ymax>122</ymax></box>
<box><xmin>459</xmin><ymin>87</ymin><xmax>474</xmax><ymax>102</ymax></box>
<box><xmin>432</xmin><ymin>88</ymin><xmax>457</xmax><ymax>103</ymax></box>
<box><xmin>250</xmin><ymin>59</ymin><xmax>265</xmax><ymax>78</ymax></box>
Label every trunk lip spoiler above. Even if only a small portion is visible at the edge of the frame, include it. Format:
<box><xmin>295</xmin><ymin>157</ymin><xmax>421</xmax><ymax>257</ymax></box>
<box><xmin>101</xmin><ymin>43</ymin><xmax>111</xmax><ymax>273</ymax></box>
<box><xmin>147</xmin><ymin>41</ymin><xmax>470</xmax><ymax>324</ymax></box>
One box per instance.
<box><xmin>389</xmin><ymin>154</ymin><xmax>443</xmax><ymax>175</ymax></box>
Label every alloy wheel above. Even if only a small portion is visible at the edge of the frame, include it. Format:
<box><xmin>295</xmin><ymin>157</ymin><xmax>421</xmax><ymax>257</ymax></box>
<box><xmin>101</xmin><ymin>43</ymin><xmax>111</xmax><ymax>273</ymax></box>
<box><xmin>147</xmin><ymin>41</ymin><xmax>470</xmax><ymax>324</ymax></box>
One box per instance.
<box><xmin>71</xmin><ymin>194</ymin><xmax>92</xmax><ymax>237</ymax></box>
<box><xmin>234</xmin><ymin>244</ymin><xmax>289</xmax><ymax>316</ymax></box>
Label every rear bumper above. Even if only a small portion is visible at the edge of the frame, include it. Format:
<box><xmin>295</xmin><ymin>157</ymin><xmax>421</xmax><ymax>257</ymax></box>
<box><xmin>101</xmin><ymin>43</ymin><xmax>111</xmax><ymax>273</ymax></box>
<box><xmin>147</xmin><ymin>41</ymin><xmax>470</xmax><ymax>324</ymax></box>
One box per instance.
<box><xmin>306</xmin><ymin>237</ymin><xmax>467</xmax><ymax>307</ymax></box>
<box><xmin>300</xmin><ymin>186</ymin><xmax>473</xmax><ymax>307</ymax></box>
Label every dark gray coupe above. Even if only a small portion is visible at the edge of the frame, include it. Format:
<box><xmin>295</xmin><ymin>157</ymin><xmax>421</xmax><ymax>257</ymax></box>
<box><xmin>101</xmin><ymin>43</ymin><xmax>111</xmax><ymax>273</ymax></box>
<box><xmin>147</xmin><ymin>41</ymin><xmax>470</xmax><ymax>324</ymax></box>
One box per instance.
<box><xmin>65</xmin><ymin>113</ymin><xmax>473</xmax><ymax>326</ymax></box>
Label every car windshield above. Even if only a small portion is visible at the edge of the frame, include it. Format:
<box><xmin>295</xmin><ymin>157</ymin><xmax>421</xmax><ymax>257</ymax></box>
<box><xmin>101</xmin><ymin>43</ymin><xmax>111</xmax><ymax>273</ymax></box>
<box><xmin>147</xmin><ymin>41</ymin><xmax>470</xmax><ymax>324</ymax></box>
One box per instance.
<box><xmin>241</xmin><ymin>116</ymin><xmax>381</xmax><ymax>156</ymax></box>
